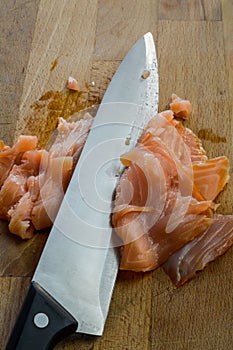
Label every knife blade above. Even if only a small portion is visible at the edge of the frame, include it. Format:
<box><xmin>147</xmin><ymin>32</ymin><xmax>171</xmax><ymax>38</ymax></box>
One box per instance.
<box><xmin>5</xmin><ymin>32</ymin><xmax>159</xmax><ymax>350</ymax></box>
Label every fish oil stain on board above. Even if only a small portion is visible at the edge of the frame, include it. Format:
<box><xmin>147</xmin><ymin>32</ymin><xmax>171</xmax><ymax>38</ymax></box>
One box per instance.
<box><xmin>22</xmin><ymin>58</ymin><xmax>156</xmax><ymax>151</ymax></box>
<box><xmin>198</xmin><ymin>128</ymin><xmax>227</xmax><ymax>143</ymax></box>
<box><xmin>23</xmin><ymin>88</ymin><xmax>98</xmax><ymax>149</ymax></box>
<box><xmin>50</xmin><ymin>58</ymin><xmax>59</xmax><ymax>72</ymax></box>
<box><xmin>24</xmin><ymin>90</ymin><xmax>84</xmax><ymax>148</ymax></box>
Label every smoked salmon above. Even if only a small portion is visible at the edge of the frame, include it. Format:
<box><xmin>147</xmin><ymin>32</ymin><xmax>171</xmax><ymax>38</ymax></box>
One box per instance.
<box><xmin>0</xmin><ymin>150</ymin><xmax>44</xmax><ymax>220</ymax></box>
<box><xmin>1</xmin><ymin>93</ymin><xmax>231</xmax><ymax>286</ymax></box>
<box><xmin>49</xmin><ymin>113</ymin><xmax>93</xmax><ymax>166</ymax></box>
<box><xmin>0</xmin><ymin>135</ymin><xmax>37</xmax><ymax>187</ymax></box>
<box><xmin>163</xmin><ymin>214</ymin><xmax>233</xmax><ymax>287</ymax></box>
<box><xmin>67</xmin><ymin>76</ymin><xmax>80</xmax><ymax>91</ymax></box>
<box><xmin>170</xmin><ymin>93</ymin><xmax>191</xmax><ymax>119</ymax></box>
<box><xmin>112</xmin><ymin>96</ymin><xmax>230</xmax><ymax>274</ymax></box>
<box><xmin>31</xmin><ymin>156</ymin><xmax>73</xmax><ymax>230</ymax></box>
<box><xmin>8</xmin><ymin>193</ymin><xmax>35</xmax><ymax>239</ymax></box>
<box><xmin>1</xmin><ymin>115</ymin><xmax>93</xmax><ymax>239</ymax></box>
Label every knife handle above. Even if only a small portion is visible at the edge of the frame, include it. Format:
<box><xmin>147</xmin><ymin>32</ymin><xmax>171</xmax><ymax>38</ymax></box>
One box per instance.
<box><xmin>5</xmin><ymin>281</ymin><xmax>78</xmax><ymax>350</ymax></box>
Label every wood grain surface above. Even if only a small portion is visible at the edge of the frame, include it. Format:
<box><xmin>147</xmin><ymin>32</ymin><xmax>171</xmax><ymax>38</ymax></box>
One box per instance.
<box><xmin>0</xmin><ymin>1</ymin><xmax>232</xmax><ymax>349</ymax></box>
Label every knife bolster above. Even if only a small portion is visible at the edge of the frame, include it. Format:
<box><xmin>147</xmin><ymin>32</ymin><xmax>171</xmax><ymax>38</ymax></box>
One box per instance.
<box><xmin>5</xmin><ymin>281</ymin><xmax>78</xmax><ymax>350</ymax></box>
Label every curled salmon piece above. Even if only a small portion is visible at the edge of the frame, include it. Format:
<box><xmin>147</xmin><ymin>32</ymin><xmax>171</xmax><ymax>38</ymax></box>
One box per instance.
<box><xmin>163</xmin><ymin>214</ymin><xmax>233</xmax><ymax>287</ymax></box>
<box><xmin>170</xmin><ymin>93</ymin><xmax>191</xmax><ymax>119</ymax></box>
<box><xmin>67</xmin><ymin>76</ymin><xmax>80</xmax><ymax>91</ymax></box>
<box><xmin>0</xmin><ymin>135</ymin><xmax>37</xmax><ymax>188</ymax></box>
<box><xmin>8</xmin><ymin>192</ymin><xmax>35</xmax><ymax>239</ymax></box>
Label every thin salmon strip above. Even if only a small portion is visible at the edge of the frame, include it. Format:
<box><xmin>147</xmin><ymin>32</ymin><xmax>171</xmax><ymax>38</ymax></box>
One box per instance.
<box><xmin>163</xmin><ymin>214</ymin><xmax>233</xmax><ymax>287</ymax></box>
<box><xmin>157</xmin><ymin>110</ymin><xmax>207</xmax><ymax>163</ymax></box>
<box><xmin>115</xmin><ymin>212</ymin><xmax>212</xmax><ymax>272</ymax></box>
<box><xmin>170</xmin><ymin>93</ymin><xmax>191</xmax><ymax>119</ymax></box>
<box><xmin>145</xmin><ymin>111</ymin><xmax>192</xmax><ymax>167</ymax></box>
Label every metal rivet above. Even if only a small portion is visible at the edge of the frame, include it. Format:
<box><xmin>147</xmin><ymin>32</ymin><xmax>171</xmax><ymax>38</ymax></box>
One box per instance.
<box><xmin>34</xmin><ymin>312</ymin><xmax>49</xmax><ymax>328</ymax></box>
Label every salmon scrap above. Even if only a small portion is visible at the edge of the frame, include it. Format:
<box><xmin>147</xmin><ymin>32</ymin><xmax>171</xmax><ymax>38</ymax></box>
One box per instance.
<box><xmin>0</xmin><ymin>135</ymin><xmax>37</xmax><ymax>187</ymax></box>
<box><xmin>67</xmin><ymin>76</ymin><xmax>80</xmax><ymax>91</ymax></box>
<box><xmin>1</xmin><ymin>113</ymin><xmax>93</xmax><ymax>239</ymax></box>
<box><xmin>112</xmin><ymin>95</ymin><xmax>230</xmax><ymax>275</ymax></box>
<box><xmin>170</xmin><ymin>93</ymin><xmax>192</xmax><ymax>119</ymax></box>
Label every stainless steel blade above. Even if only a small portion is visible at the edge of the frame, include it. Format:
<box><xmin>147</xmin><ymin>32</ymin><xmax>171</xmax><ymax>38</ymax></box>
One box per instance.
<box><xmin>33</xmin><ymin>32</ymin><xmax>159</xmax><ymax>336</ymax></box>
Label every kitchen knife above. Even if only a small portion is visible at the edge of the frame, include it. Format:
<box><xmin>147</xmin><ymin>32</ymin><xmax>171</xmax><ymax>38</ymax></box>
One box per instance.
<box><xmin>5</xmin><ymin>32</ymin><xmax>159</xmax><ymax>350</ymax></box>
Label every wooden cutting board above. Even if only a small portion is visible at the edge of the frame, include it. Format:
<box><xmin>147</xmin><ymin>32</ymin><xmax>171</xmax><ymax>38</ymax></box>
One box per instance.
<box><xmin>0</xmin><ymin>1</ymin><xmax>232</xmax><ymax>349</ymax></box>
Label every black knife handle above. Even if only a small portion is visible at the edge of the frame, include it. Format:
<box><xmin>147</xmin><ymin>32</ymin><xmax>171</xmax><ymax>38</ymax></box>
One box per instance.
<box><xmin>5</xmin><ymin>281</ymin><xmax>78</xmax><ymax>350</ymax></box>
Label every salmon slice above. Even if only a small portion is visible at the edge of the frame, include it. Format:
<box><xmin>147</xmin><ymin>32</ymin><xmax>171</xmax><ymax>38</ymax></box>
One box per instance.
<box><xmin>31</xmin><ymin>156</ymin><xmax>73</xmax><ymax>230</ymax></box>
<box><xmin>170</xmin><ymin>93</ymin><xmax>191</xmax><ymax>119</ymax></box>
<box><xmin>49</xmin><ymin>114</ymin><xmax>93</xmax><ymax>165</ymax></box>
<box><xmin>169</xmin><ymin>109</ymin><xmax>227</xmax><ymax>207</ymax></box>
<box><xmin>8</xmin><ymin>192</ymin><xmax>35</xmax><ymax>239</ymax></box>
<box><xmin>192</xmin><ymin>156</ymin><xmax>230</xmax><ymax>201</ymax></box>
<box><xmin>117</xmin><ymin>231</ymin><xmax>157</xmax><ymax>272</ymax></box>
<box><xmin>0</xmin><ymin>135</ymin><xmax>37</xmax><ymax>188</ymax></box>
<box><xmin>145</xmin><ymin>111</ymin><xmax>192</xmax><ymax>168</ymax></box>
<box><xmin>155</xmin><ymin>109</ymin><xmax>207</xmax><ymax>163</ymax></box>
<box><xmin>112</xmin><ymin>159</ymin><xmax>165</xmax><ymax>272</ymax></box>
<box><xmin>116</xmin><ymin>212</ymin><xmax>212</xmax><ymax>272</ymax></box>
<box><xmin>153</xmin><ymin>109</ymin><xmax>207</xmax><ymax>164</ymax></box>
<box><xmin>163</xmin><ymin>214</ymin><xmax>233</xmax><ymax>287</ymax></box>
<box><xmin>113</xmin><ymin>157</ymin><xmax>167</xmax><ymax>240</ymax></box>
<box><xmin>173</xmin><ymin>121</ymin><xmax>207</xmax><ymax>163</ymax></box>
